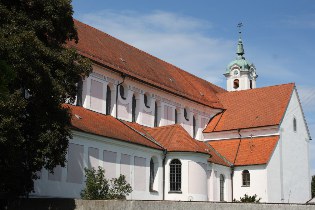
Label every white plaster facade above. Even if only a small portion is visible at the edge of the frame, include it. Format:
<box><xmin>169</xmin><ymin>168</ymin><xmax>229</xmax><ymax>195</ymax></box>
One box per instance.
<box><xmin>32</xmin><ymin>24</ymin><xmax>311</xmax><ymax>203</ymax></box>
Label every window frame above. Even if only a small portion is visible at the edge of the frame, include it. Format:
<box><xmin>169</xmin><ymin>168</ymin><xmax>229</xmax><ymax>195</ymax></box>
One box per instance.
<box><xmin>119</xmin><ymin>85</ymin><xmax>126</xmax><ymax>100</ymax></box>
<box><xmin>169</xmin><ymin>159</ymin><xmax>182</xmax><ymax>193</ymax></box>
<box><xmin>193</xmin><ymin>116</ymin><xmax>196</xmax><ymax>138</ymax></box>
<box><xmin>184</xmin><ymin>108</ymin><xmax>189</xmax><ymax>121</ymax></box>
<box><xmin>220</xmin><ymin>174</ymin><xmax>225</xmax><ymax>201</ymax></box>
<box><xmin>233</xmin><ymin>79</ymin><xmax>239</xmax><ymax>89</ymax></box>
<box><xmin>293</xmin><ymin>117</ymin><xmax>297</xmax><ymax>132</ymax></box>
<box><xmin>154</xmin><ymin>101</ymin><xmax>158</xmax><ymax>127</ymax></box>
<box><xmin>175</xmin><ymin>109</ymin><xmax>178</xmax><ymax>124</ymax></box>
<box><xmin>144</xmin><ymin>93</ymin><xmax>150</xmax><ymax>108</ymax></box>
<box><xmin>132</xmin><ymin>94</ymin><xmax>136</xmax><ymax>122</ymax></box>
<box><xmin>106</xmin><ymin>85</ymin><xmax>111</xmax><ymax>115</ymax></box>
<box><xmin>242</xmin><ymin>170</ymin><xmax>250</xmax><ymax>187</ymax></box>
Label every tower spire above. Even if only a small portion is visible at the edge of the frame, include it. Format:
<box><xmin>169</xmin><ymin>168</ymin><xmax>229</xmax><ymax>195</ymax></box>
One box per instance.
<box><xmin>237</xmin><ymin>23</ymin><xmax>244</xmax><ymax>57</ymax></box>
<box><xmin>224</xmin><ymin>22</ymin><xmax>258</xmax><ymax>91</ymax></box>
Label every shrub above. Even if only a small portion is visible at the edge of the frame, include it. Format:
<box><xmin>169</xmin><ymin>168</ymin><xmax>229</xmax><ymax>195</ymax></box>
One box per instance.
<box><xmin>81</xmin><ymin>166</ymin><xmax>132</xmax><ymax>200</ymax></box>
<box><xmin>233</xmin><ymin>194</ymin><xmax>261</xmax><ymax>203</ymax></box>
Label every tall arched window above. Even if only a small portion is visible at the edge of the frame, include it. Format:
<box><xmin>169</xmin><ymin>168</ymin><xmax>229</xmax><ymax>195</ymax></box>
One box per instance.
<box><xmin>220</xmin><ymin>174</ymin><xmax>225</xmax><ymax>201</ymax></box>
<box><xmin>149</xmin><ymin>158</ymin><xmax>154</xmax><ymax>191</ymax></box>
<box><xmin>293</xmin><ymin>117</ymin><xmax>297</xmax><ymax>132</ymax></box>
<box><xmin>144</xmin><ymin>94</ymin><xmax>150</xmax><ymax>108</ymax></box>
<box><xmin>106</xmin><ymin>85</ymin><xmax>111</xmax><ymax>115</ymax></box>
<box><xmin>76</xmin><ymin>78</ymin><xmax>83</xmax><ymax>106</ymax></box>
<box><xmin>184</xmin><ymin>108</ymin><xmax>189</xmax><ymax>121</ymax></box>
<box><xmin>170</xmin><ymin>159</ymin><xmax>181</xmax><ymax>192</ymax></box>
<box><xmin>120</xmin><ymin>85</ymin><xmax>126</xmax><ymax>100</ymax></box>
<box><xmin>132</xmin><ymin>94</ymin><xmax>136</xmax><ymax>122</ymax></box>
<box><xmin>154</xmin><ymin>101</ymin><xmax>158</xmax><ymax>127</ymax></box>
<box><xmin>250</xmin><ymin>80</ymin><xmax>253</xmax><ymax>89</ymax></box>
<box><xmin>242</xmin><ymin>170</ymin><xmax>250</xmax><ymax>186</ymax></box>
<box><xmin>175</xmin><ymin>109</ymin><xmax>178</xmax><ymax>124</ymax></box>
<box><xmin>193</xmin><ymin>116</ymin><xmax>196</xmax><ymax>138</ymax></box>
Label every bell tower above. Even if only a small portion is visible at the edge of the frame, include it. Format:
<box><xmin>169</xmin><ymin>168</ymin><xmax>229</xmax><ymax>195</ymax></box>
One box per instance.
<box><xmin>224</xmin><ymin>23</ymin><xmax>258</xmax><ymax>91</ymax></box>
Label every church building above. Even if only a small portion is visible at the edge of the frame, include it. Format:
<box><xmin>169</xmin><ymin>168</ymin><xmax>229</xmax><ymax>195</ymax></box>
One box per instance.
<box><xmin>33</xmin><ymin>20</ymin><xmax>312</xmax><ymax>203</ymax></box>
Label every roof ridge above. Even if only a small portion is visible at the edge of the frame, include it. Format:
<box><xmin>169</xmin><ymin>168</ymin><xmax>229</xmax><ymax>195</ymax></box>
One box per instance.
<box><xmin>118</xmin><ymin>119</ymin><xmax>164</xmax><ymax>149</ymax></box>
<box><xmin>216</xmin><ymin>82</ymin><xmax>295</xmax><ymax>96</ymax></box>
<box><xmin>207</xmin><ymin>134</ymin><xmax>280</xmax><ymax>142</ymax></box>
<box><xmin>205</xmin><ymin>142</ymin><xmax>232</xmax><ymax>166</ymax></box>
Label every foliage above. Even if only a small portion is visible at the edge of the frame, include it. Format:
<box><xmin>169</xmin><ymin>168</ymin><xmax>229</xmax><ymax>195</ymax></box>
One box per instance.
<box><xmin>81</xmin><ymin>167</ymin><xmax>132</xmax><ymax>200</ymax></box>
<box><xmin>312</xmin><ymin>175</ymin><xmax>315</xmax><ymax>198</ymax></box>
<box><xmin>0</xmin><ymin>0</ymin><xmax>92</xmax><ymax>198</ymax></box>
<box><xmin>233</xmin><ymin>194</ymin><xmax>261</xmax><ymax>203</ymax></box>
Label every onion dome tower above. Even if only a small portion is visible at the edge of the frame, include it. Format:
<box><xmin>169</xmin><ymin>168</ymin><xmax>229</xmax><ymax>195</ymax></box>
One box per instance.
<box><xmin>224</xmin><ymin>25</ymin><xmax>258</xmax><ymax>91</ymax></box>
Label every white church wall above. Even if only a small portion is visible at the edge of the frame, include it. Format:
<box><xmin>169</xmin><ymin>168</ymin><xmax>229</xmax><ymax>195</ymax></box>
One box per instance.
<box><xmin>203</xmin><ymin>125</ymin><xmax>279</xmax><ymax>141</ymax></box>
<box><xmin>164</xmin><ymin>153</ymin><xmax>210</xmax><ymax>201</ymax></box>
<box><xmin>209</xmin><ymin>164</ymin><xmax>232</xmax><ymax>202</ymax></box>
<box><xmin>33</xmin><ymin>131</ymin><xmax>164</xmax><ymax>200</ymax></box>
<box><xmin>81</xmin><ymin>64</ymin><xmax>220</xmax><ymax>140</ymax></box>
<box><xmin>233</xmin><ymin>165</ymin><xmax>268</xmax><ymax>202</ymax></box>
<box><xmin>278</xmin><ymin>89</ymin><xmax>311</xmax><ymax>203</ymax></box>
<box><xmin>266</xmin><ymin>140</ymin><xmax>282</xmax><ymax>203</ymax></box>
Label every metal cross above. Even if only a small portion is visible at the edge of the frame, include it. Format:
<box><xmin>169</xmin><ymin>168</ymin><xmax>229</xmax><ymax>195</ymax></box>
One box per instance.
<box><xmin>237</xmin><ymin>22</ymin><xmax>243</xmax><ymax>34</ymax></box>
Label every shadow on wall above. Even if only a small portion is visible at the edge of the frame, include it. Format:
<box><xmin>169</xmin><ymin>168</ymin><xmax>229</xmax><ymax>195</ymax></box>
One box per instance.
<box><xmin>2</xmin><ymin>198</ymin><xmax>76</xmax><ymax>210</ymax></box>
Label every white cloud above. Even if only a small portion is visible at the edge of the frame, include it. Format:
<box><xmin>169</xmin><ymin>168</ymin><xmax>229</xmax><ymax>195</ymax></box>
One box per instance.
<box><xmin>79</xmin><ymin>10</ymin><xmax>234</xmax><ymax>85</ymax></box>
<box><xmin>282</xmin><ymin>14</ymin><xmax>315</xmax><ymax>29</ymax></box>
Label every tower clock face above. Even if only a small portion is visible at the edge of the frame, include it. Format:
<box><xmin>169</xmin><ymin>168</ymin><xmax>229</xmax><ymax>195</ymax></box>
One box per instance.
<box><xmin>233</xmin><ymin>70</ymin><xmax>239</xmax><ymax>76</ymax></box>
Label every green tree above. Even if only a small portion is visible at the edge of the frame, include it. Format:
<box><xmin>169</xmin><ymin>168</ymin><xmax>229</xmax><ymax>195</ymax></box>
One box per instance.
<box><xmin>0</xmin><ymin>0</ymin><xmax>91</xmax><ymax>198</ymax></box>
<box><xmin>312</xmin><ymin>175</ymin><xmax>315</xmax><ymax>198</ymax></box>
<box><xmin>81</xmin><ymin>167</ymin><xmax>132</xmax><ymax>200</ymax></box>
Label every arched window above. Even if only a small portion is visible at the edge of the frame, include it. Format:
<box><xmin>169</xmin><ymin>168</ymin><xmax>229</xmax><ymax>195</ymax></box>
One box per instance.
<box><xmin>233</xmin><ymin>79</ymin><xmax>239</xmax><ymax>89</ymax></box>
<box><xmin>154</xmin><ymin>101</ymin><xmax>158</xmax><ymax>127</ymax></box>
<box><xmin>132</xmin><ymin>94</ymin><xmax>136</xmax><ymax>122</ymax></box>
<box><xmin>175</xmin><ymin>109</ymin><xmax>178</xmax><ymax>124</ymax></box>
<box><xmin>293</xmin><ymin>117</ymin><xmax>297</xmax><ymax>132</ymax></box>
<box><xmin>220</xmin><ymin>174</ymin><xmax>225</xmax><ymax>201</ymax></box>
<box><xmin>144</xmin><ymin>94</ymin><xmax>150</xmax><ymax>108</ymax></box>
<box><xmin>106</xmin><ymin>85</ymin><xmax>111</xmax><ymax>115</ymax></box>
<box><xmin>250</xmin><ymin>80</ymin><xmax>253</xmax><ymax>89</ymax></box>
<box><xmin>170</xmin><ymin>159</ymin><xmax>181</xmax><ymax>192</ymax></box>
<box><xmin>242</xmin><ymin>170</ymin><xmax>250</xmax><ymax>186</ymax></box>
<box><xmin>120</xmin><ymin>85</ymin><xmax>126</xmax><ymax>100</ymax></box>
<box><xmin>149</xmin><ymin>158</ymin><xmax>154</xmax><ymax>191</ymax></box>
<box><xmin>76</xmin><ymin>78</ymin><xmax>83</xmax><ymax>106</ymax></box>
<box><xmin>193</xmin><ymin>116</ymin><xmax>196</xmax><ymax>138</ymax></box>
<box><xmin>184</xmin><ymin>108</ymin><xmax>189</xmax><ymax>121</ymax></box>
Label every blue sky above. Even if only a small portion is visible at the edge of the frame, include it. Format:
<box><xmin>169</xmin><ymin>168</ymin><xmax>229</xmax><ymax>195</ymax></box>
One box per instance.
<box><xmin>72</xmin><ymin>0</ymin><xmax>315</xmax><ymax>175</ymax></box>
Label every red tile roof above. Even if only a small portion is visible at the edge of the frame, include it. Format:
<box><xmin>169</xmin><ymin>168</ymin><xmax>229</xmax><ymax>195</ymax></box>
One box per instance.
<box><xmin>204</xmin><ymin>83</ymin><xmax>294</xmax><ymax>132</ymax></box>
<box><xmin>66</xmin><ymin>104</ymin><xmax>163</xmax><ymax>150</ymax></box>
<box><xmin>124</xmin><ymin>122</ymin><xmax>208</xmax><ymax>154</ymax></box>
<box><xmin>68</xmin><ymin>20</ymin><xmax>225</xmax><ymax>109</ymax></box>
<box><xmin>208</xmin><ymin>135</ymin><xmax>279</xmax><ymax>166</ymax></box>
<box><xmin>123</xmin><ymin>122</ymin><xmax>229</xmax><ymax>166</ymax></box>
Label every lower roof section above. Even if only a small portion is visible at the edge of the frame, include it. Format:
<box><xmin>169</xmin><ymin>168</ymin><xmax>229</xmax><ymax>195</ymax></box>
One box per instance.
<box><xmin>66</xmin><ymin>104</ymin><xmax>235</xmax><ymax>167</ymax></box>
<box><xmin>207</xmin><ymin>135</ymin><xmax>279</xmax><ymax>166</ymax></box>
<box><xmin>66</xmin><ymin>104</ymin><xmax>163</xmax><ymax>150</ymax></box>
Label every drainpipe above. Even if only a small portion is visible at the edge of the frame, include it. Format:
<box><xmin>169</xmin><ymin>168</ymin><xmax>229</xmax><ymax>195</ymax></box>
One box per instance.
<box><xmin>162</xmin><ymin>150</ymin><xmax>167</xmax><ymax>200</ymax></box>
<box><xmin>232</xmin><ymin>129</ymin><xmax>242</xmax><ymax>202</ymax></box>
<box><xmin>231</xmin><ymin>165</ymin><xmax>234</xmax><ymax>201</ymax></box>
<box><xmin>115</xmin><ymin>74</ymin><xmax>126</xmax><ymax>118</ymax></box>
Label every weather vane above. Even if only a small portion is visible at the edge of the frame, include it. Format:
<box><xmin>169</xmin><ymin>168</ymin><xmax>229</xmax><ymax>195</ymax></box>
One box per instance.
<box><xmin>237</xmin><ymin>22</ymin><xmax>243</xmax><ymax>33</ymax></box>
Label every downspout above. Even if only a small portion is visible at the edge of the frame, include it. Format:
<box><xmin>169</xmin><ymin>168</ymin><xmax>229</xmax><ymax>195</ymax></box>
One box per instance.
<box><xmin>115</xmin><ymin>74</ymin><xmax>126</xmax><ymax>118</ymax></box>
<box><xmin>231</xmin><ymin>165</ymin><xmax>234</xmax><ymax>201</ymax></box>
<box><xmin>162</xmin><ymin>149</ymin><xmax>167</xmax><ymax>200</ymax></box>
<box><xmin>232</xmin><ymin>129</ymin><xmax>242</xmax><ymax>201</ymax></box>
